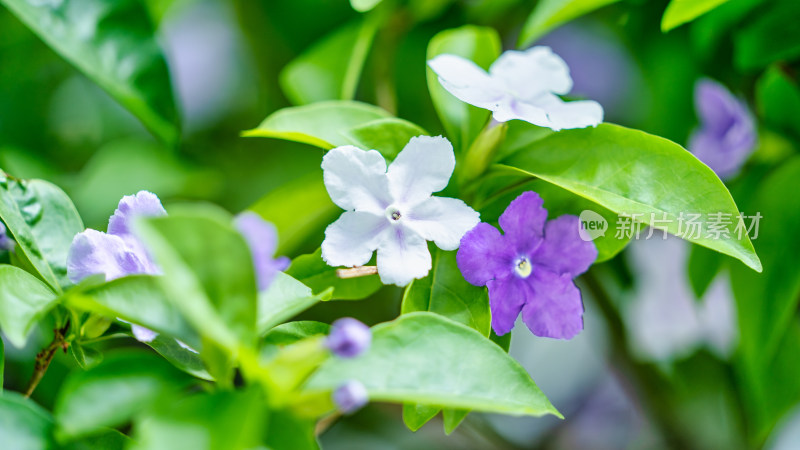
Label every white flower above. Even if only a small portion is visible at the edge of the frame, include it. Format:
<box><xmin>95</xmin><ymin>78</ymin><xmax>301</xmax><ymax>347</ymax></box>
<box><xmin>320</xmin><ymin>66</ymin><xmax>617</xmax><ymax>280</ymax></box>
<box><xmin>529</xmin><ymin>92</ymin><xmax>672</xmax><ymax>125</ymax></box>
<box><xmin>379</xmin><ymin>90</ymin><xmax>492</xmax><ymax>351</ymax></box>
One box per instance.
<box><xmin>428</xmin><ymin>46</ymin><xmax>603</xmax><ymax>131</ymax></box>
<box><xmin>321</xmin><ymin>136</ymin><xmax>480</xmax><ymax>286</ymax></box>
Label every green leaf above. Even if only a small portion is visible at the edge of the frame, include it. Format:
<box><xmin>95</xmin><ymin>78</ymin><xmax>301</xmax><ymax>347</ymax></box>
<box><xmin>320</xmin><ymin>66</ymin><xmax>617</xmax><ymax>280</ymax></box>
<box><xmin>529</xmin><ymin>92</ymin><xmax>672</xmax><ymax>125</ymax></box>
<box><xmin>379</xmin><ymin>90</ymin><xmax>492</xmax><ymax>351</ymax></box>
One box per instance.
<box><xmin>135</xmin><ymin>205</ymin><xmax>258</xmax><ymax>350</ymax></box>
<box><xmin>0</xmin><ymin>0</ymin><xmax>180</xmax><ymax>145</ymax></box>
<box><xmin>0</xmin><ymin>264</ymin><xmax>58</xmax><ymax>348</ymax></box>
<box><xmin>64</xmin><ymin>275</ymin><xmax>199</xmax><ymax>349</ymax></box>
<box><xmin>0</xmin><ymin>337</ymin><xmax>3</xmax><ymax>392</ymax></box>
<box><xmin>427</xmin><ymin>26</ymin><xmax>500</xmax><ymax>153</ymax></box>
<box><xmin>402</xmin><ymin>403</ymin><xmax>440</xmax><ymax>431</ymax></box>
<box><xmin>687</xmin><ymin>244</ymin><xmax>724</xmax><ymax>298</ymax></box>
<box><xmin>661</xmin><ymin>0</ymin><xmax>730</xmax><ymax>32</ymax></box>
<box><xmin>54</xmin><ymin>351</ymin><xmax>190</xmax><ymax>439</ymax></box>
<box><xmin>443</xmin><ymin>408</ymin><xmax>468</xmax><ymax>434</ymax></box>
<box><xmin>307</xmin><ymin>312</ymin><xmax>561</xmax><ymax>418</ymax></box>
<box><xmin>501</xmin><ymin>123</ymin><xmax>761</xmax><ymax>272</ymax></box>
<box><xmin>756</xmin><ymin>66</ymin><xmax>800</xmax><ymax>140</ymax></box>
<box><xmin>262</xmin><ymin>321</ymin><xmax>331</xmax><ymax>348</ymax></box>
<box><xmin>248</xmin><ymin>173</ymin><xmax>338</xmax><ymax>255</ymax></box>
<box><xmin>0</xmin><ymin>176</ymin><xmax>84</xmax><ymax>291</ymax></box>
<box><xmin>280</xmin><ymin>19</ymin><xmax>379</xmax><ymax>105</ymax></box>
<box><xmin>495</xmin><ymin>121</ymin><xmax>553</xmax><ymax>162</ymax></box>
<box><xmin>63</xmin><ymin>429</ymin><xmax>129</xmax><ymax>450</ymax></box>
<box><xmin>131</xmin><ymin>389</ymin><xmax>269</xmax><ymax>450</ymax></box>
<box><xmin>0</xmin><ymin>391</ymin><xmax>54</xmax><ymax>449</ymax></box>
<box><xmin>146</xmin><ymin>334</ymin><xmax>212</xmax><ymax>381</ymax></box>
<box><xmin>265</xmin><ymin>410</ymin><xmax>319</xmax><ymax>450</ymax></box>
<box><xmin>401</xmin><ymin>248</ymin><xmax>491</xmax><ymax>336</ymax></box>
<box><xmin>70</xmin><ymin>342</ymin><xmax>103</xmax><ymax>370</ymax></box>
<box><xmin>242</xmin><ymin>101</ymin><xmax>392</xmax><ymax>149</ymax></box>
<box><xmin>342</xmin><ymin>118</ymin><xmax>429</xmax><ymax>160</ymax></box>
<box><xmin>350</xmin><ymin>0</ymin><xmax>383</xmax><ymax>12</ymax></box>
<box><xmin>734</xmin><ymin>0</ymin><xmax>800</xmax><ymax>71</ymax></box>
<box><xmin>286</xmin><ymin>249</ymin><xmax>382</xmax><ymax>301</ymax></box>
<box><xmin>518</xmin><ymin>0</ymin><xmax>621</xmax><ymax>47</ymax></box>
<box><xmin>258</xmin><ymin>273</ymin><xmax>330</xmax><ymax>335</ymax></box>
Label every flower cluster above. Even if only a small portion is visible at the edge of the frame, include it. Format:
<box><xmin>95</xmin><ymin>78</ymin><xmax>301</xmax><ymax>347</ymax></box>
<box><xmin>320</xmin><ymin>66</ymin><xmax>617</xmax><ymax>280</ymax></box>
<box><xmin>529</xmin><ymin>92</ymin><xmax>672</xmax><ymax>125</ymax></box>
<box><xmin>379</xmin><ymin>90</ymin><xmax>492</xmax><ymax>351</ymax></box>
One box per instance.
<box><xmin>326</xmin><ymin>317</ymin><xmax>372</xmax><ymax>414</ymax></box>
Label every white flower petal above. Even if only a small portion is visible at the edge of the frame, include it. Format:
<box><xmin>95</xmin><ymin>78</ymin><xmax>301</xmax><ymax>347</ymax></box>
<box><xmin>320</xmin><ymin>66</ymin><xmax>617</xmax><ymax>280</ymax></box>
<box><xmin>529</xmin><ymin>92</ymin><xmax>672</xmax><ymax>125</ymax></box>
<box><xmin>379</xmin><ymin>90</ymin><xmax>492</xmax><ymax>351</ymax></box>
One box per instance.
<box><xmin>427</xmin><ymin>54</ymin><xmax>506</xmax><ymax>109</ymax></box>
<box><xmin>322</xmin><ymin>145</ymin><xmax>392</xmax><ymax>213</ymax></box>
<box><xmin>131</xmin><ymin>324</ymin><xmax>158</xmax><ymax>343</ymax></box>
<box><xmin>386</xmin><ymin>136</ymin><xmax>455</xmax><ymax>205</ymax></box>
<box><xmin>490</xmin><ymin>46</ymin><xmax>572</xmax><ymax>99</ymax></box>
<box><xmin>66</xmin><ymin>229</ymin><xmax>148</xmax><ymax>283</ymax></box>
<box><xmin>492</xmin><ymin>98</ymin><xmax>550</xmax><ymax>127</ymax></box>
<box><xmin>405</xmin><ymin>197</ymin><xmax>480</xmax><ymax>251</ymax></box>
<box><xmin>376</xmin><ymin>226</ymin><xmax>432</xmax><ymax>287</ymax></box>
<box><xmin>539</xmin><ymin>95</ymin><xmax>604</xmax><ymax>130</ymax></box>
<box><xmin>322</xmin><ymin>211</ymin><xmax>388</xmax><ymax>267</ymax></box>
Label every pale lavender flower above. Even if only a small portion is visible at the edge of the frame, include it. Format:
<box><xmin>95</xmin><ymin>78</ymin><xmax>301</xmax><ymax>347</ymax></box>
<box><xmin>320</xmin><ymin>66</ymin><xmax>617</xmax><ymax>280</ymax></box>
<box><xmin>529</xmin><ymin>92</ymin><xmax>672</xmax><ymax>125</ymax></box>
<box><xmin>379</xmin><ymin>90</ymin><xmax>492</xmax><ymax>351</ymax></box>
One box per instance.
<box><xmin>688</xmin><ymin>79</ymin><xmax>757</xmax><ymax>180</ymax></box>
<box><xmin>0</xmin><ymin>222</ymin><xmax>14</xmax><ymax>251</ymax></box>
<box><xmin>457</xmin><ymin>192</ymin><xmax>597</xmax><ymax>339</ymax></box>
<box><xmin>333</xmin><ymin>380</ymin><xmax>368</xmax><ymax>414</ymax></box>
<box><xmin>234</xmin><ymin>212</ymin><xmax>290</xmax><ymax>291</ymax></box>
<box><xmin>428</xmin><ymin>46</ymin><xmax>603</xmax><ymax>131</ymax></box>
<box><xmin>326</xmin><ymin>318</ymin><xmax>371</xmax><ymax>358</ymax></box>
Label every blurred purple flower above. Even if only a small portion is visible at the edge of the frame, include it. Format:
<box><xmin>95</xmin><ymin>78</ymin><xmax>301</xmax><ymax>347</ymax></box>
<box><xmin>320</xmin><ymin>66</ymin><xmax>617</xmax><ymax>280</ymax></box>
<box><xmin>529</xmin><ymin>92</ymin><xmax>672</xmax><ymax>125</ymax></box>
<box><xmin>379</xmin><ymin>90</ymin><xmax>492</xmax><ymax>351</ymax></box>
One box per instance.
<box><xmin>326</xmin><ymin>318</ymin><xmax>371</xmax><ymax>358</ymax></box>
<box><xmin>234</xmin><ymin>212</ymin><xmax>290</xmax><ymax>291</ymax></box>
<box><xmin>67</xmin><ymin>191</ymin><xmax>165</xmax><ymax>283</ymax></box>
<box><xmin>689</xmin><ymin>79</ymin><xmax>757</xmax><ymax>180</ymax></box>
<box><xmin>333</xmin><ymin>380</ymin><xmax>368</xmax><ymax>414</ymax></box>
<box><xmin>457</xmin><ymin>192</ymin><xmax>597</xmax><ymax>339</ymax></box>
<box><xmin>0</xmin><ymin>222</ymin><xmax>14</xmax><ymax>251</ymax></box>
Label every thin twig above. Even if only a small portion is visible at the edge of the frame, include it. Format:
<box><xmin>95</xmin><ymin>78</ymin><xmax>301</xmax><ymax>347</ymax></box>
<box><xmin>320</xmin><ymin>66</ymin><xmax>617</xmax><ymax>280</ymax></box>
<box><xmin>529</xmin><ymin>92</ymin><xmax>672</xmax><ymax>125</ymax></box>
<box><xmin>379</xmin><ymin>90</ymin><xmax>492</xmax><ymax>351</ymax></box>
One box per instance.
<box><xmin>24</xmin><ymin>319</ymin><xmax>70</xmax><ymax>398</ymax></box>
<box><xmin>336</xmin><ymin>266</ymin><xmax>378</xmax><ymax>279</ymax></box>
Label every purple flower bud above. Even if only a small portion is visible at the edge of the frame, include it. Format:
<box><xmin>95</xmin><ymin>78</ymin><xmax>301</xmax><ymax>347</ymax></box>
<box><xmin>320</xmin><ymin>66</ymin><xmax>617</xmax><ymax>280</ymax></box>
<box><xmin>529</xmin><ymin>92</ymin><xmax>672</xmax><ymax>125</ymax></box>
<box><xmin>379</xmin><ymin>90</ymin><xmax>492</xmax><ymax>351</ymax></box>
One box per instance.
<box><xmin>0</xmin><ymin>222</ymin><xmax>14</xmax><ymax>251</ymax></box>
<box><xmin>234</xmin><ymin>212</ymin><xmax>290</xmax><ymax>291</ymax></box>
<box><xmin>333</xmin><ymin>380</ymin><xmax>368</xmax><ymax>414</ymax></box>
<box><xmin>326</xmin><ymin>318</ymin><xmax>371</xmax><ymax>358</ymax></box>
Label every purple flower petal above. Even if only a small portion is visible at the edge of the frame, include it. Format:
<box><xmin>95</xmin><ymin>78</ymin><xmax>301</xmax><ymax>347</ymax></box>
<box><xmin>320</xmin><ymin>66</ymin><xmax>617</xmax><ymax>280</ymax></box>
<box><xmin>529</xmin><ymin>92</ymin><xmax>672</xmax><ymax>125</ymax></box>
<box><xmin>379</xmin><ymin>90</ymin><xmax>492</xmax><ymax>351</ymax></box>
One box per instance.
<box><xmin>521</xmin><ymin>268</ymin><xmax>584</xmax><ymax>339</ymax></box>
<box><xmin>487</xmin><ymin>274</ymin><xmax>529</xmax><ymax>336</ymax></box>
<box><xmin>0</xmin><ymin>222</ymin><xmax>14</xmax><ymax>251</ymax></box>
<box><xmin>107</xmin><ymin>191</ymin><xmax>167</xmax><ymax>238</ymax></box>
<box><xmin>326</xmin><ymin>317</ymin><xmax>371</xmax><ymax>358</ymax></box>
<box><xmin>333</xmin><ymin>380</ymin><xmax>369</xmax><ymax>414</ymax></box>
<box><xmin>67</xmin><ymin>229</ymin><xmax>153</xmax><ymax>283</ymax></box>
<box><xmin>234</xmin><ymin>212</ymin><xmax>289</xmax><ymax>291</ymax></box>
<box><xmin>456</xmin><ymin>222</ymin><xmax>515</xmax><ymax>286</ymax></box>
<box><xmin>498</xmin><ymin>191</ymin><xmax>547</xmax><ymax>254</ymax></box>
<box><xmin>532</xmin><ymin>215</ymin><xmax>597</xmax><ymax>277</ymax></box>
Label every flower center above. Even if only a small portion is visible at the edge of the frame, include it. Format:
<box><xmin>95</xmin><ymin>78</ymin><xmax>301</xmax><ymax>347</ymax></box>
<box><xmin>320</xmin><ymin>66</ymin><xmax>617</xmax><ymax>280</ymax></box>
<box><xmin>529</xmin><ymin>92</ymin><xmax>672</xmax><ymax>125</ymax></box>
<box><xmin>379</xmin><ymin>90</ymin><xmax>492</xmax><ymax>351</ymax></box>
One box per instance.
<box><xmin>385</xmin><ymin>206</ymin><xmax>403</xmax><ymax>223</ymax></box>
<box><xmin>514</xmin><ymin>257</ymin><xmax>532</xmax><ymax>278</ymax></box>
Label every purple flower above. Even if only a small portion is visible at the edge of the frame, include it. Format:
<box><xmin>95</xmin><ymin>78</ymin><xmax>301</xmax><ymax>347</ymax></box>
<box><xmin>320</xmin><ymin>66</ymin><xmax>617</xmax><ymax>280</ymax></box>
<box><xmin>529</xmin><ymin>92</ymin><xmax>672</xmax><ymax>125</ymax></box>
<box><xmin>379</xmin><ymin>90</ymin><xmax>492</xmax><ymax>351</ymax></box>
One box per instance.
<box><xmin>688</xmin><ymin>79</ymin><xmax>757</xmax><ymax>180</ymax></box>
<box><xmin>0</xmin><ymin>222</ymin><xmax>14</xmax><ymax>251</ymax></box>
<box><xmin>456</xmin><ymin>192</ymin><xmax>597</xmax><ymax>339</ymax></box>
<box><xmin>326</xmin><ymin>318</ymin><xmax>371</xmax><ymax>358</ymax></box>
<box><xmin>67</xmin><ymin>191</ymin><xmax>166</xmax><ymax>283</ymax></box>
<box><xmin>234</xmin><ymin>212</ymin><xmax>290</xmax><ymax>291</ymax></box>
<box><xmin>333</xmin><ymin>380</ymin><xmax>368</xmax><ymax>414</ymax></box>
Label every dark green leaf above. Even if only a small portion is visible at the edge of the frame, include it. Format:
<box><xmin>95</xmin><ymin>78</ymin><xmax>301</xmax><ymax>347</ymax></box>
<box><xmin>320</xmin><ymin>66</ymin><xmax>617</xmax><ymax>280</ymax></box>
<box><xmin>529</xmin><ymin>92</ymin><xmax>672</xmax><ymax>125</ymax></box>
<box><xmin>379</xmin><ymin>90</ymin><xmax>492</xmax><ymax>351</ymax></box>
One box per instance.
<box><xmin>287</xmin><ymin>249</ymin><xmax>382</xmax><ymax>301</ymax></box>
<box><xmin>258</xmin><ymin>273</ymin><xmax>330</xmax><ymax>335</ymax></box>
<box><xmin>307</xmin><ymin>313</ymin><xmax>561</xmax><ymax>418</ymax></box>
<box><xmin>662</xmin><ymin>0</ymin><xmax>730</xmax><ymax>32</ymax></box>
<box><xmin>401</xmin><ymin>248</ymin><xmax>491</xmax><ymax>336</ymax></box>
<box><xmin>0</xmin><ymin>0</ymin><xmax>180</xmax><ymax>144</ymax></box>
<box><xmin>518</xmin><ymin>0</ymin><xmax>621</xmax><ymax>47</ymax></box>
<box><xmin>263</xmin><ymin>321</ymin><xmax>331</xmax><ymax>348</ymax></box>
<box><xmin>756</xmin><ymin>66</ymin><xmax>800</xmax><ymax>140</ymax></box>
<box><xmin>0</xmin><ymin>391</ymin><xmax>54</xmax><ymax>449</ymax></box>
<box><xmin>501</xmin><ymin>123</ymin><xmax>761</xmax><ymax>272</ymax></box>
<box><xmin>734</xmin><ymin>0</ymin><xmax>800</xmax><ymax>71</ymax></box>
<box><xmin>54</xmin><ymin>351</ymin><xmax>190</xmax><ymax>439</ymax></box>
<box><xmin>63</xmin><ymin>429</ymin><xmax>129</xmax><ymax>450</ymax></box>
<box><xmin>242</xmin><ymin>101</ymin><xmax>392</xmax><ymax>149</ymax></box>
<box><xmin>0</xmin><ymin>264</ymin><xmax>58</xmax><ymax>348</ymax></box>
<box><xmin>342</xmin><ymin>118</ymin><xmax>429</xmax><ymax>160</ymax></box>
<box><xmin>265</xmin><ymin>410</ymin><xmax>319</xmax><ymax>450</ymax></box>
<box><xmin>427</xmin><ymin>26</ymin><xmax>499</xmax><ymax>153</ymax></box>
<box><xmin>146</xmin><ymin>334</ymin><xmax>212</xmax><ymax>381</ymax></box>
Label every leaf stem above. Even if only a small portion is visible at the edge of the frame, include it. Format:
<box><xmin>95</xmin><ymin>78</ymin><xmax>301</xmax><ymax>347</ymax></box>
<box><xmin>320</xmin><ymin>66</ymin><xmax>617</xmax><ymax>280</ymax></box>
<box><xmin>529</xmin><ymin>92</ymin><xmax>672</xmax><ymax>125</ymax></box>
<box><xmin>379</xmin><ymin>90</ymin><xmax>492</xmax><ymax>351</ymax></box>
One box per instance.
<box><xmin>336</xmin><ymin>266</ymin><xmax>378</xmax><ymax>279</ymax></box>
<box><xmin>23</xmin><ymin>319</ymin><xmax>70</xmax><ymax>398</ymax></box>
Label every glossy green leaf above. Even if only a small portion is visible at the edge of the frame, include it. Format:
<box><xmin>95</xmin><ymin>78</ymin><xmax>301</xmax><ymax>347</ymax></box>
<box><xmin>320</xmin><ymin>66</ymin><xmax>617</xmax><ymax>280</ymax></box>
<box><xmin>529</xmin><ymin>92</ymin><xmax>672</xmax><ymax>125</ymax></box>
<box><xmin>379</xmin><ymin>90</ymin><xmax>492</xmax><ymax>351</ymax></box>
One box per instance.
<box><xmin>70</xmin><ymin>342</ymin><xmax>103</xmax><ymax>370</ymax></box>
<box><xmin>661</xmin><ymin>0</ymin><xmax>730</xmax><ymax>32</ymax></box>
<box><xmin>427</xmin><ymin>26</ymin><xmax>500</xmax><ymax>153</ymax></box>
<box><xmin>248</xmin><ymin>173</ymin><xmax>338</xmax><ymax>255</ymax></box>
<box><xmin>442</xmin><ymin>409</ymin><xmax>468</xmax><ymax>434</ymax></box>
<box><xmin>242</xmin><ymin>101</ymin><xmax>392</xmax><ymax>149</ymax></box>
<box><xmin>0</xmin><ymin>391</ymin><xmax>54</xmax><ymax>449</ymax></box>
<box><xmin>258</xmin><ymin>273</ymin><xmax>330</xmax><ymax>335</ymax></box>
<box><xmin>280</xmin><ymin>19</ymin><xmax>378</xmax><ymax>105</ymax></box>
<box><xmin>495</xmin><ymin>121</ymin><xmax>553</xmax><ymax>162</ymax></box>
<box><xmin>307</xmin><ymin>313</ymin><xmax>561</xmax><ymax>418</ymax></box>
<box><xmin>146</xmin><ymin>334</ymin><xmax>212</xmax><ymax>381</ymax></box>
<box><xmin>756</xmin><ymin>66</ymin><xmax>800</xmax><ymax>140</ymax></box>
<box><xmin>0</xmin><ymin>0</ymin><xmax>180</xmax><ymax>145</ymax></box>
<box><xmin>342</xmin><ymin>118</ymin><xmax>429</xmax><ymax>160</ymax></box>
<box><xmin>350</xmin><ymin>0</ymin><xmax>382</xmax><ymax>12</ymax></box>
<box><xmin>501</xmin><ymin>123</ymin><xmax>761</xmax><ymax>272</ymax></box>
<box><xmin>401</xmin><ymin>248</ymin><xmax>491</xmax><ymax>337</ymax></box>
<box><xmin>734</xmin><ymin>0</ymin><xmax>800</xmax><ymax>71</ymax></box>
<box><xmin>54</xmin><ymin>351</ymin><xmax>190</xmax><ymax>439</ymax></box>
<box><xmin>0</xmin><ymin>176</ymin><xmax>84</xmax><ymax>291</ymax></box>
<box><xmin>402</xmin><ymin>403</ymin><xmax>440</xmax><ymax>431</ymax></box>
<box><xmin>287</xmin><ymin>249</ymin><xmax>382</xmax><ymax>301</ymax></box>
<box><xmin>136</xmin><ymin>205</ymin><xmax>258</xmax><ymax>350</ymax></box>
<box><xmin>263</xmin><ymin>321</ymin><xmax>330</xmax><ymax>348</ymax></box>
<box><xmin>131</xmin><ymin>389</ymin><xmax>269</xmax><ymax>450</ymax></box>
<box><xmin>0</xmin><ymin>264</ymin><xmax>58</xmax><ymax>348</ymax></box>
<box><xmin>64</xmin><ymin>275</ymin><xmax>199</xmax><ymax>350</ymax></box>
<box><xmin>518</xmin><ymin>0</ymin><xmax>621</xmax><ymax>47</ymax></box>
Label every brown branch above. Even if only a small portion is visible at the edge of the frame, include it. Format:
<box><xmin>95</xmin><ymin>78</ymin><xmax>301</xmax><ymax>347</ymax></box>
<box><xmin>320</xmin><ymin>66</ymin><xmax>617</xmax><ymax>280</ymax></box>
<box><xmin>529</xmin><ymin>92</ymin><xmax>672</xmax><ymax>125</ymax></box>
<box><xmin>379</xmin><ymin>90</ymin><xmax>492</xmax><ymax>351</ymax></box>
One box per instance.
<box><xmin>24</xmin><ymin>319</ymin><xmax>69</xmax><ymax>398</ymax></box>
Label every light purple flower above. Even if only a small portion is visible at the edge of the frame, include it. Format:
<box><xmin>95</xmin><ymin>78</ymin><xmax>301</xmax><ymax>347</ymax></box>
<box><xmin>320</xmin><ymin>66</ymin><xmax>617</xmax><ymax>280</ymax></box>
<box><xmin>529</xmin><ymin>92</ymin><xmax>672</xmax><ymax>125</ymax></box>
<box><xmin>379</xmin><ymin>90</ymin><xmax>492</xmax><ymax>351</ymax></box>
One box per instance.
<box><xmin>234</xmin><ymin>212</ymin><xmax>290</xmax><ymax>291</ymax></box>
<box><xmin>456</xmin><ymin>192</ymin><xmax>597</xmax><ymax>339</ymax></box>
<box><xmin>326</xmin><ymin>318</ymin><xmax>371</xmax><ymax>358</ymax></box>
<box><xmin>0</xmin><ymin>222</ymin><xmax>14</xmax><ymax>251</ymax></box>
<box><xmin>333</xmin><ymin>380</ymin><xmax>368</xmax><ymax>414</ymax></box>
<box><xmin>67</xmin><ymin>191</ymin><xmax>166</xmax><ymax>284</ymax></box>
<box><xmin>688</xmin><ymin>79</ymin><xmax>757</xmax><ymax>180</ymax></box>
